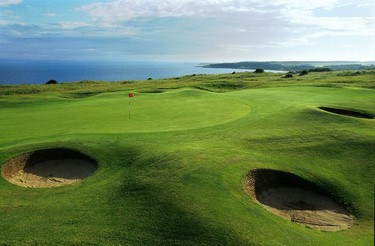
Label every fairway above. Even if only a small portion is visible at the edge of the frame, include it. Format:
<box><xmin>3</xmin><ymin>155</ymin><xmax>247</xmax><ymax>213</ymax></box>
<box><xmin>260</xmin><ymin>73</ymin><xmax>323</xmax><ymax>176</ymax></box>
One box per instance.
<box><xmin>0</xmin><ymin>75</ymin><xmax>374</xmax><ymax>245</ymax></box>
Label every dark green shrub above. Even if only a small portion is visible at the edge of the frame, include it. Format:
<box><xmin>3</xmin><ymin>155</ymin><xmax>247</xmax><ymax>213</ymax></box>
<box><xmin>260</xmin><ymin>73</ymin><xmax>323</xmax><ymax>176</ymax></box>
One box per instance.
<box><xmin>308</xmin><ymin>68</ymin><xmax>332</xmax><ymax>72</ymax></box>
<box><xmin>46</xmin><ymin>79</ymin><xmax>58</xmax><ymax>84</ymax></box>
<box><xmin>283</xmin><ymin>73</ymin><xmax>293</xmax><ymax>78</ymax></box>
<box><xmin>299</xmin><ymin>70</ymin><xmax>309</xmax><ymax>76</ymax></box>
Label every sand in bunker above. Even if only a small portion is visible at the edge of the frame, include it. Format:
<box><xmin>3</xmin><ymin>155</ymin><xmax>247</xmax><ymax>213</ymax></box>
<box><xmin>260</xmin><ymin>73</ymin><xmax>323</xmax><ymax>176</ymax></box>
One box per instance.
<box><xmin>8</xmin><ymin>159</ymin><xmax>96</xmax><ymax>188</ymax></box>
<box><xmin>244</xmin><ymin>169</ymin><xmax>354</xmax><ymax>231</ymax></box>
<box><xmin>257</xmin><ymin>187</ymin><xmax>354</xmax><ymax>231</ymax></box>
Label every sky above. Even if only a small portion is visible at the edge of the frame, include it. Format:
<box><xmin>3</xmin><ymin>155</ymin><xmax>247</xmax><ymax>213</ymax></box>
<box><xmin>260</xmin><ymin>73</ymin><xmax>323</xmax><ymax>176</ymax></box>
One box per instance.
<box><xmin>0</xmin><ymin>0</ymin><xmax>374</xmax><ymax>62</ymax></box>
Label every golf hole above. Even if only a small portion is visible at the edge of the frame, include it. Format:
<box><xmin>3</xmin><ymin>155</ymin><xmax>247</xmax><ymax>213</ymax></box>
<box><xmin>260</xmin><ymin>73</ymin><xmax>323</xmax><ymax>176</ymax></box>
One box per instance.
<box><xmin>244</xmin><ymin>169</ymin><xmax>354</xmax><ymax>231</ymax></box>
<box><xmin>318</xmin><ymin>107</ymin><xmax>373</xmax><ymax>119</ymax></box>
<box><xmin>1</xmin><ymin>148</ymin><xmax>97</xmax><ymax>188</ymax></box>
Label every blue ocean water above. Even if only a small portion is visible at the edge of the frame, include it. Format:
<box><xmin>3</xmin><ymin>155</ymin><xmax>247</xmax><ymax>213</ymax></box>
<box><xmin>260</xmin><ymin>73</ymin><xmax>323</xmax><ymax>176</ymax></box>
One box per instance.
<box><xmin>0</xmin><ymin>60</ymin><xmax>254</xmax><ymax>85</ymax></box>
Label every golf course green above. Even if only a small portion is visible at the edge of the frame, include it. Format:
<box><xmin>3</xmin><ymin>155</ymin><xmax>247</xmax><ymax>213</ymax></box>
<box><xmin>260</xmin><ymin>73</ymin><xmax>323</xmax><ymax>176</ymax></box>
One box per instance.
<box><xmin>0</xmin><ymin>71</ymin><xmax>374</xmax><ymax>245</ymax></box>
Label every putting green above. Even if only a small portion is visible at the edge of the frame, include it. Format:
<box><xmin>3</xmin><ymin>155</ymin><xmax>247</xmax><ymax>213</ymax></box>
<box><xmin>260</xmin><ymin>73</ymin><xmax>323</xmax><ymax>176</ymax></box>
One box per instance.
<box><xmin>0</xmin><ymin>89</ymin><xmax>250</xmax><ymax>143</ymax></box>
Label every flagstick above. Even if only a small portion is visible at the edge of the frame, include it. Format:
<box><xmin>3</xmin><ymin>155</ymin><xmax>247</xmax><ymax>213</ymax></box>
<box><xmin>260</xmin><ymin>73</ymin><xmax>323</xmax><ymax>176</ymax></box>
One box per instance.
<box><xmin>128</xmin><ymin>92</ymin><xmax>134</xmax><ymax>119</ymax></box>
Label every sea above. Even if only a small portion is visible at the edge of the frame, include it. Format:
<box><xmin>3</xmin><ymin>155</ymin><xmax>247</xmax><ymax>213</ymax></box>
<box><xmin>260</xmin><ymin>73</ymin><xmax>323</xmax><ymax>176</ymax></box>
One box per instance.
<box><xmin>0</xmin><ymin>60</ymin><xmax>260</xmax><ymax>85</ymax></box>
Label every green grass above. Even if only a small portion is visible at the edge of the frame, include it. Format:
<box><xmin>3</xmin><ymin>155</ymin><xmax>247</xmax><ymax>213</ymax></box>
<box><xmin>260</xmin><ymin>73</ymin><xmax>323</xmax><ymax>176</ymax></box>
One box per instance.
<box><xmin>0</xmin><ymin>71</ymin><xmax>374</xmax><ymax>245</ymax></box>
<box><xmin>0</xmin><ymin>89</ymin><xmax>250</xmax><ymax>144</ymax></box>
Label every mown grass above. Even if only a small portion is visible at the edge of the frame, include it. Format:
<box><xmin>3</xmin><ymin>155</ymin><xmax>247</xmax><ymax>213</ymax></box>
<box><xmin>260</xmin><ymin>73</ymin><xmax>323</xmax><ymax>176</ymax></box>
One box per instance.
<box><xmin>0</xmin><ymin>71</ymin><xmax>374</xmax><ymax>245</ymax></box>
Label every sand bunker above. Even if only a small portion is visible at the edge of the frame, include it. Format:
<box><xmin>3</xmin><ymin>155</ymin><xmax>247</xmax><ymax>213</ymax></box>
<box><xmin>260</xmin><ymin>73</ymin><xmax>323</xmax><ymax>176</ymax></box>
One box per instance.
<box><xmin>318</xmin><ymin>106</ymin><xmax>373</xmax><ymax>119</ymax></box>
<box><xmin>244</xmin><ymin>169</ymin><xmax>354</xmax><ymax>231</ymax></box>
<box><xmin>1</xmin><ymin>148</ymin><xmax>97</xmax><ymax>188</ymax></box>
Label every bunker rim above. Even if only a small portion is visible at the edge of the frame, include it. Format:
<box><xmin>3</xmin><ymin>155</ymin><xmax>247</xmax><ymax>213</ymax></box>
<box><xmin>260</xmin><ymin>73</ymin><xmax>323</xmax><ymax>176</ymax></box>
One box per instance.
<box><xmin>244</xmin><ymin>168</ymin><xmax>354</xmax><ymax>231</ymax></box>
<box><xmin>1</xmin><ymin>148</ymin><xmax>97</xmax><ymax>188</ymax></box>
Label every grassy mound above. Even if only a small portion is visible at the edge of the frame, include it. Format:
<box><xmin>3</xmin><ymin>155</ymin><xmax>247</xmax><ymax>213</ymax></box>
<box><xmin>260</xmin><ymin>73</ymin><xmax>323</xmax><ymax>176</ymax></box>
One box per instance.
<box><xmin>0</xmin><ymin>71</ymin><xmax>374</xmax><ymax>245</ymax></box>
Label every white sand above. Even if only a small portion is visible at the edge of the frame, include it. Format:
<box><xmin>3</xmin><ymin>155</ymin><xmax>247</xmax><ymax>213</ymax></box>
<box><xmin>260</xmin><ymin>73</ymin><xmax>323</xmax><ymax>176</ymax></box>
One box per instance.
<box><xmin>255</xmin><ymin>187</ymin><xmax>354</xmax><ymax>231</ymax></box>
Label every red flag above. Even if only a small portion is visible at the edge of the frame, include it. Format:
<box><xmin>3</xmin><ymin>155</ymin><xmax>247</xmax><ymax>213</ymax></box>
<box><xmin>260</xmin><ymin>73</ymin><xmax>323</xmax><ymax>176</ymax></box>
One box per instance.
<box><xmin>128</xmin><ymin>92</ymin><xmax>134</xmax><ymax>98</ymax></box>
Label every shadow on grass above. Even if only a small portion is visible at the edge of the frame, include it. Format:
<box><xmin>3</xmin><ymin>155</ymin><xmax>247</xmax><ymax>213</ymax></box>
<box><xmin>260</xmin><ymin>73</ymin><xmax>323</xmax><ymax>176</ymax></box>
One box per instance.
<box><xmin>138</xmin><ymin>88</ymin><xmax>167</xmax><ymax>94</ymax></box>
<box><xmin>62</xmin><ymin>92</ymin><xmax>101</xmax><ymax>99</ymax></box>
<box><xmin>106</xmin><ymin>148</ymin><xmax>250</xmax><ymax>245</ymax></box>
<box><xmin>318</xmin><ymin>107</ymin><xmax>374</xmax><ymax>119</ymax></box>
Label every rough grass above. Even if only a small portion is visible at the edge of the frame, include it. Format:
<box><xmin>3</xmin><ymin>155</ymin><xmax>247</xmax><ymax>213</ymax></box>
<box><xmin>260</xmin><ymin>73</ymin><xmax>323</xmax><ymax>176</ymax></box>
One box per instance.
<box><xmin>1</xmin><ymin>70</ymin><xmax>374</xmax><ymax>96</ymax></box>
<box><xmin>0</xmin><ymin>71</ymin><xmax>374</xmax><ymax>245</ymax></box>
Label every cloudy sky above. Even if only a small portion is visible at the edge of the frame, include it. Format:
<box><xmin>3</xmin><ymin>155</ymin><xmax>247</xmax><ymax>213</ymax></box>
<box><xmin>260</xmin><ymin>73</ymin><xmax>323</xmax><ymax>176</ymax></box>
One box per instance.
<box><xmin>1</xmin><ymin>0</ymin><xmax>374</xmax><ymax>62</ymax></box>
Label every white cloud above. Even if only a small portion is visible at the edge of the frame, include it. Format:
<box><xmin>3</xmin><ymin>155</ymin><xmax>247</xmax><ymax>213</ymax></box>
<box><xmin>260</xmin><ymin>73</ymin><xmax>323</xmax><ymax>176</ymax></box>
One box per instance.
<box><xmin>0</xmin><ymin>9</ymin><xmax>19</xmax><ymax>24</ymax></box>
<box><xmin>77</xmin><ymin>0</ymin><xmax>373</xmax><ymax>30</ymax></box>
<box><xmin>0</xmin><ymin>0</ymin><xmax>22</xmax><ymax>7</ymax></box>
<box><xmin>358</xmin><ymin>2</ymin><xmax>375</xmax><ymax>7</ymax></box>
<box><xmin>264</xmin><ymin>0</ymin><xmax>339</xmax><ymax>10</ymax></box>
<box><xmin>75</xmin><ymin>0</ymin><xmax>375</xmax><ymax>56</ymax></box>
<box><xmin>43</xmin><ymin>13</ymin><xmax>56</xmax><ymax>17</ymax></box>
<box><xmin>78</xmin><ymin>0</ymin><xmax>262</xmax><ymax>23</ymax></box>
<box><xmin>2</xmin><ymin>0</ymin><xmax>373</xmax><ymax>61</ymax></box>
<box><xmin>282</xmin><ymin>8</ymin><xmax>375</xmax><ymax>37</ymax></box>
<box><xmin>60</xmin><ymin>21</ymin><xmax>90</xmax><ymax>30</ymax></box>
<box><xmin>252</xmin><ymin>0</ymin><xmax>375</xmax><ymax>40</ymax></box>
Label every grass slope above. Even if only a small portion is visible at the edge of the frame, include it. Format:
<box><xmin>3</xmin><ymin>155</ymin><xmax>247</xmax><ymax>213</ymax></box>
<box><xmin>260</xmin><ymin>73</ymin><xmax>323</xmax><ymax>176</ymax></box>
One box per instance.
<box><xmin>0</xmin><ymin>71</ymin><xmax>374</xmax><ymax>245</ymax></box>
<box><xmin>0</xmin><ymin>89</ymin><xmax>250</xmax><ymax>144</ymax></box>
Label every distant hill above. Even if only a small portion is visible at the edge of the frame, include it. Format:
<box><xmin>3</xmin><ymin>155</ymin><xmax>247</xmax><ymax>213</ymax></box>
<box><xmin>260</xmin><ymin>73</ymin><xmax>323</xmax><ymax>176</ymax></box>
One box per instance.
<box><xmin>202</xmin><ymin>61</ymin><xmax>375</xmax><ymax>72</ymax></box>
